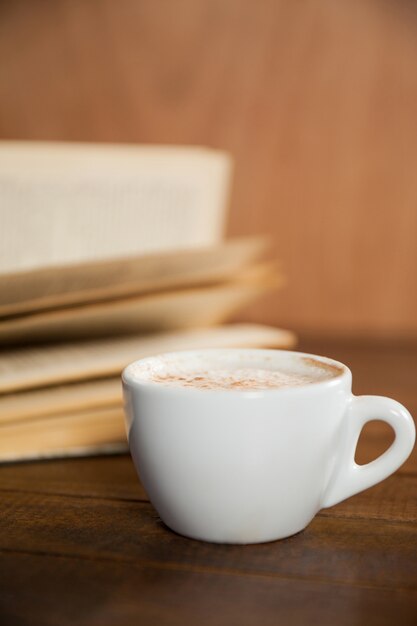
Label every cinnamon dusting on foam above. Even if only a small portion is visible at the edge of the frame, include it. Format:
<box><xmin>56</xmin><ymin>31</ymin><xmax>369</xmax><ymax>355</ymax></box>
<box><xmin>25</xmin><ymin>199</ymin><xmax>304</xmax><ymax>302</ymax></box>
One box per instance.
<box><xmin>301</xmin><ymin>357</ymin><xmax>343</xmax><ymax>378</ymax></box>
<box><xmin>127</xmin><ymin>353</ymin><xmax>344</xmax><ymax>391</ymax></box>
<box><xmin>148</xmin><ymin>369</ymin><xmax>318</xmax><ymax>391</ymax></box>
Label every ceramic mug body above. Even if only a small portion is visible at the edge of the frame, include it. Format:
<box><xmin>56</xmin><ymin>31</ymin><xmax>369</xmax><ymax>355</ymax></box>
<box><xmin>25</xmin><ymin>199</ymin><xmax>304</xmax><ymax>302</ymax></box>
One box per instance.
<box><xmin>122</xmin><ymin>349</ymin><xmax>415</xmax><ymax>544</ymax></box>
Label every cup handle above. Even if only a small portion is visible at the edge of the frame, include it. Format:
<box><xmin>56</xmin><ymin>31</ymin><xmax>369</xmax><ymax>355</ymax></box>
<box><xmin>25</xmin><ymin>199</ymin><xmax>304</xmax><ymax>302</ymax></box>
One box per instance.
<box><xmin>321</xmin><ymin>395</ymin><xmax>415</xmax><ymax>508</ymax></box>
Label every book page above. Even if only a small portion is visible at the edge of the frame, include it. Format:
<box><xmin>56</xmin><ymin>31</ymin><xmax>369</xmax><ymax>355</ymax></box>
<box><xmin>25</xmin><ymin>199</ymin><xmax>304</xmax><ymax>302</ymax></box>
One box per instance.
<box><xmin>0</xmin><ymin>237</ymin><xmax>267</xmax><ymax>318</ymax></box>
<box><xmin>0</xmin><ymin>324</ymin><xmax>297</xmax><ymax>394</ymax></box>
<box><xmin>0</xmin><ymin>142</ymin><xmax>232</xmax><ymax>274</ymax></box>
<box><xmin>0</xmin><ymin>264</ymin><xmax>282</xmax><ymax>345</ymax></box>
<box><xmin>0</xmin><ymin>378</ymin><xmax>122</xmax><ymax>425</ymax></box>
<box><xmin>0</xmin><ymin>406</ymin><xmax>127</xmax><ymax>462</ymax></box>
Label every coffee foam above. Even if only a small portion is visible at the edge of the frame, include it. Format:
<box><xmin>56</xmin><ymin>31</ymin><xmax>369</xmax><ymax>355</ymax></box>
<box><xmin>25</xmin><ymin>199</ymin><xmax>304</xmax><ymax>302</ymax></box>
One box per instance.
<box><xmin>126</xmin><ymin>351</ymin><xmax>344</xmax><ymax>391</ymax></box>
<box><xmin>146</xmin><ymin>368</ymin><xmax>314</xmax><ymax>390</ymax></box>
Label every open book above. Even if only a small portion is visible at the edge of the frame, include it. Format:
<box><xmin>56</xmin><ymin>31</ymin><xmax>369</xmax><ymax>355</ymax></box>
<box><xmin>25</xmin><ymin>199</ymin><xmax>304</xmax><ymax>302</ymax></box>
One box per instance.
<box><xmin>0</xmin><ymin>141</ymin><xmax>232</xmax><ymax>273</ymax></box>
<box><xmin>0</xmin><ymin>237</ymin><xmax>267</xmax><ymax>318</ymax></box>
<box><xmin>0</xmin><ymin>263</ymin><xmax>281</xmax><ymax>344</ymax></box>
<box><xmin>0</xmin><ymin>325</ymin><xmax>296</xmax><ymax>461</ymax></box>
<box><xmin>0</xmin><ymin>141</ymin><xmax>293</xmax><ymax>462</ymax></box>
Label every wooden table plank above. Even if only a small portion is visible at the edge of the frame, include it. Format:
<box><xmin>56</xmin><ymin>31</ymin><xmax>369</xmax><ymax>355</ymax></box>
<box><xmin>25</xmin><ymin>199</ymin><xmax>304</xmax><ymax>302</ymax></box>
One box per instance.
<box><xmin>0</xmin><ymin>455</ymin><xmax>147</xmax><ymax>501</ymax></box>
<box><xmin>1</xmin><ymin>491</ymin><xmax>416</xmax><ymax>589</ymax></box>
<box><xmin>0</xmin><ymin>450</ymin><xmax>416</xmax><ymax>515</ymax></box>
<box><xmin>0</xmin><ymin>457</ymin><xmax>416</xmax><ymax>522</ymax></box>
<box><xmin>0</xmin><ymin>338</ymin><xmax>416</xmax><ymax>625</ymax></box>
<box><xmin>1</xmin><ymin>552</ymin><xmax>416</xmax><ymax>626</ymax></box>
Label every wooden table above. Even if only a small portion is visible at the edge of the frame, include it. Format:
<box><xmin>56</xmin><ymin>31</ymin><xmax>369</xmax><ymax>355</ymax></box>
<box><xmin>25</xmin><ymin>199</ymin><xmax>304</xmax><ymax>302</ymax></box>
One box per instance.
<box><xmin>1</xmin><ymin>338</ymin><xmax>416</xmax><ymax>625</ymax></box>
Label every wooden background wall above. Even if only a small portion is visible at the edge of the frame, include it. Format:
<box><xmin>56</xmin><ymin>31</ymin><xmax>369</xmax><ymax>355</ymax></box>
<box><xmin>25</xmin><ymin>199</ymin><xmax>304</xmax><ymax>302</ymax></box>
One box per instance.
<box><xmin>1</xmin><ymin>0</ymin><xmax>416</xmax><ymax>338</ymax></box>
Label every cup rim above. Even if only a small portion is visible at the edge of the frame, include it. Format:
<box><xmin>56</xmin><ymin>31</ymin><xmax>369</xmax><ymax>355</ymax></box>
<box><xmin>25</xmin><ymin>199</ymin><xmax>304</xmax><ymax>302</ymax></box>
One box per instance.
<box><xmin>122</xmin><ymin>348</ymin><xmax>351</xmax><ymax>396</ymax></box>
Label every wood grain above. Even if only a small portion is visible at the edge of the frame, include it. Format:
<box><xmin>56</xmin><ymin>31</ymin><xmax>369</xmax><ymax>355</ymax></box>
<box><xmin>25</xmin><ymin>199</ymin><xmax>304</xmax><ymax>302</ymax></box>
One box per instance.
<box><xmin>0</xmin><ymin>457</ymin><xmax>416</xmax><ymax>518</ymax></box>
<box><xmin>0</xmin><ymin>339</ymin><xmax>416</xmax><ymax>624</ymax></box>
<box><xmin>2</xmin><ymin>553</ymin><xmax>416</xmax><ymax>626</ymax></box>
<box><xmin>0</xmin><ymin>455</ymin><xmax>147</xmax><ymax>501</ymax></box>
<box><xmin>0</xmin><ymin>0</ymin><xmax>417</xmax><ymax>337</ymax></box>
<box><xmin>1</xmin><ymin>491</ymin><xmax>417</xmax><ymax>589</ymax></box>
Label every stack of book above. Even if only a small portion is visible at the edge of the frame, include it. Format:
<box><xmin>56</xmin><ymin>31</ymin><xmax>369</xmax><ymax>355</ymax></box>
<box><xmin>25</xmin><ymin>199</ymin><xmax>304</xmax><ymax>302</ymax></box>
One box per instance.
<box><xmin>0</xmin><ymin>142</ymin><xmax>295</xmax><ymax>462</ymax></box>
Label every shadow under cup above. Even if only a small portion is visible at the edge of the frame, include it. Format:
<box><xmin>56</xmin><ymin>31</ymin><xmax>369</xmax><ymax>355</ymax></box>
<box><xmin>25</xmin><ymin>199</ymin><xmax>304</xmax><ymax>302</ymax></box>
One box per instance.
<box><xmin>122</xmin><ymin>349</ymin><xmax>415</xmax><ymax>544</ymax></box>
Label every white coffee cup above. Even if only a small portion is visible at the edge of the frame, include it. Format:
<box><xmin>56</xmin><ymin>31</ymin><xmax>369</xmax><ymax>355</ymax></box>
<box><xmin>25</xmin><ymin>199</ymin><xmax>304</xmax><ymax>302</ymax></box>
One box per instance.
<box><xmin>122</xmin><ymin>349</ymin><xmax>415</xmax><ymax>544</ymax></box>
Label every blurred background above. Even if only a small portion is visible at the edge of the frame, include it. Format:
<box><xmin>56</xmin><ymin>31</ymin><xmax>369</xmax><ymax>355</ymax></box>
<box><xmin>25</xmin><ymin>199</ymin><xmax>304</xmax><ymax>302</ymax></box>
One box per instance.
<box><xmin>1</xmin><ymin>0</ymin><xmax>416</xmax><ymax>340</ymax></box>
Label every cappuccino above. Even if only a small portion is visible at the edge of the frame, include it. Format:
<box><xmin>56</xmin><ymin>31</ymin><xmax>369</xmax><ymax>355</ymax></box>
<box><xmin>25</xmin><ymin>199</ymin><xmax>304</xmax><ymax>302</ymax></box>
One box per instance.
<box><xmin>127</xmin><ymin>351</ymin><xmax>343</xmax><ymax>391</ymax></box>
<box><xmin>122</xmin><ymin>347</ymin><xmax>415</xmax><ymax>544</ymax></box>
